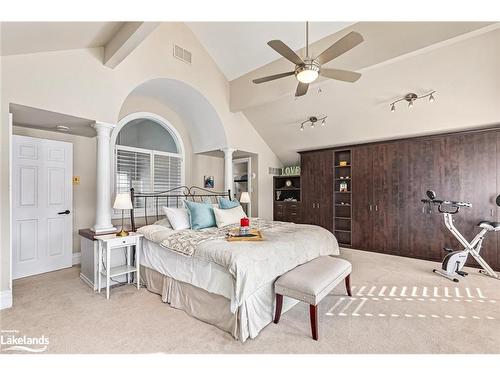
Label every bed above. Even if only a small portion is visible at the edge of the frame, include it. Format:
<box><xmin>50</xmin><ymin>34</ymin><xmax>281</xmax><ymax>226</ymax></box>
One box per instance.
<box><xmin>130</xmin><ymin>186</ymin><xmax>339</xmax><ymax>341</ymax></box>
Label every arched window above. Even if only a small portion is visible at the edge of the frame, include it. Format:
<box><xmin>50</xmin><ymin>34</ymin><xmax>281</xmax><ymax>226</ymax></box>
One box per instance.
<box><xmin>114</xmin><ymin>115</ymin><xmax>184</xmax><ymax>200</ymax></box>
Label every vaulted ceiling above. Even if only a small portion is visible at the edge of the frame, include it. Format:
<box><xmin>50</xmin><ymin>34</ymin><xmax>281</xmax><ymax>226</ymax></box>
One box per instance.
<box><xmin>0</xmin><ymin>22</ymin><xmax>124</xmax><ymax>56</ymax></box>
<box><xmin>186</xmin><ymin>22</ymin><xmax>354</xmax><ymax>80</ymax></box>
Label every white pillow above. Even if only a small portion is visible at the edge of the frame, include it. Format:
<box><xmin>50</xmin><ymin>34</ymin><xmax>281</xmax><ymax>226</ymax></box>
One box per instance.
<box><xmin>162</xmin><ymin>207</ymin><xmax>190</xmax><ymax>230</ymax></box>
<box><xmin>153</xmin><ymin>216</ymin><xmax>172</xmax><ymax>228</ymax></box>
<box><xmin>213</xmin><ymin>206</ymin><xmax>247</xmax><ymax>228</ymax></box>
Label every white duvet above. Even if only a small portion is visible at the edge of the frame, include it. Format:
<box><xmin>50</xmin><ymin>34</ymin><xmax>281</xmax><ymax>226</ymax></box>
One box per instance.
<box><xmin>138</xmin><ymin>220</ymin><xmax>339</xmax><ymax>312</ymax></box>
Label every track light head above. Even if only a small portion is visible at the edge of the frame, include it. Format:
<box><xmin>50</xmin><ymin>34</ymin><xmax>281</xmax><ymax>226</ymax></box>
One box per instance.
<box><xmin>300</xmin><ymin>124</ymin><xmax>304</xmax><ymax>131</ymax></box>
<box><xmin>429</xmin><ymin>94</ymin><xmax>435</xmax><ymax>103</ymax></box>
<box><xmin>390</xmin><ymin>104</ymin><xmax>395</xmax><ymax>112</ymax></box>
<box><xmin>321</xmin><ymin>118</ymin><xmax>326</xmax><ymax>126</ymax></box>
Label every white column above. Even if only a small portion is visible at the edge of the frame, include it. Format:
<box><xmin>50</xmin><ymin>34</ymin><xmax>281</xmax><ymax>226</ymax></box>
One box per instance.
<box><xmin>221</xmin><ymin>147</ymin><xmax>236</xmax><ymax>196</ymax></box>
<box><xmin>92</xmin><ymin>122</ymin><xmax>116</xmax><ymax>234</ymax></box>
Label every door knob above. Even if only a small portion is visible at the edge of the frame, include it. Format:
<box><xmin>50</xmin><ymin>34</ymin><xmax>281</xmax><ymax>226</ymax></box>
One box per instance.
<box><xmin>58</xmin><ymin>209</ymin><xmax>71</xmax><ymax>215</ymax></box>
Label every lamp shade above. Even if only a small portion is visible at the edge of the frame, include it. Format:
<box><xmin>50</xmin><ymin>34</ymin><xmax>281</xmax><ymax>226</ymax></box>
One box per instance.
<box><xmin>240</xmin><ymin>192</ymin><xmax>250</xmax><ymax>204</ymax></box>
<box><xmin>113</xmin><ymin>193</ymin><xmax>133</xmax><ymax>210</ymax></box>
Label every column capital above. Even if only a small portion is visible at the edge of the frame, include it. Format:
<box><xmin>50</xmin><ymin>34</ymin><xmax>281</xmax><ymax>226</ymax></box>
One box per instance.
<box><xmin>221</xmin><ymin>147</ymin><xmax>237</xmax><ymax>156</ymax></box>
<box><xmin>93</xmin><ymin>121</ymin><xmax>115</xmax><ymax>137</ymax></box>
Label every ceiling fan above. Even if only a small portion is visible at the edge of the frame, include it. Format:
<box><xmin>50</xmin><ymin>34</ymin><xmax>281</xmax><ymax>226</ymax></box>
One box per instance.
<box><xmin>252</xmin><ymin>22</ymin><xmax>364</xmax><ymax>97</ymax></box>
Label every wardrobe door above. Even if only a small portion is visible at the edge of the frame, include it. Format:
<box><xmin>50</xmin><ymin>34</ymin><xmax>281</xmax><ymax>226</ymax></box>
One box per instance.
<box><xmin>317</xmin><ymin>150</ymin><xmax>333</xmax><ymax>232</ymax></box>
<box><xmin>454</xmin><ymin>132</ymin><xmax>497</xmax><ymax>270</ymax></box>
<box><xmin>300</xmin><ymin>152</ymin><xmax>318</xmax><ymax>225</ymax></box>
<box><xmin>351</xmin><ymin>146</ymin><xmax>373</xmax><ymax>250</ymax></box>
<box><xmin>371</xmin><ymin>142</ymin><xmax>401</xmax><ymax>255</ymax></box>
<box><xmin>400</xmin><ymin>137</ymin><xmax>447</xmax><ymax>261</ymax></box>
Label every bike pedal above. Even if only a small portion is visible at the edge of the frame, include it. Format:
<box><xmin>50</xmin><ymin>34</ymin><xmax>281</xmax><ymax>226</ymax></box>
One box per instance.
<box><xmin>443</xmin><ymin>247</ymin><xmax>454</xmax><ymax>253</ymax></box>
<box><xmin>456</xmin><ymin>271</ymin><xmax>468</xmax><ymax>277</ymax></box>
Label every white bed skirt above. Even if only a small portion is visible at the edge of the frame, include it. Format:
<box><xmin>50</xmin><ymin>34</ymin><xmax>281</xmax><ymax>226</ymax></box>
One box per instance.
<box><xmin>141</xmin><ymin>265</ymin><xmax>298</xmax><ymax>342</ymax></box>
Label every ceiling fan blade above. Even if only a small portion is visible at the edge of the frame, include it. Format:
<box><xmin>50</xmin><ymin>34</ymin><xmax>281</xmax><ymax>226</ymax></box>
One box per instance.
<box><xmin>295</xmin><ymin>82</ymin><xmax>309</xmax><ymax>97</ymax></box>
<box><xmin>268</xmin><ymin>40</ymin><xmax>304</xmax><ymax>65</ymax></box>
<box><xmin>316</xmin><ymin>31</ymin><xmax>364</xmax><ymax>65</ymax></box>
<box><xmin>320</xmin><ymin>68</ymin><xmax>361</xmax><ymax>82</ymax></box>
<box><xmin>252</xmin><ymin>71</ymin><xmax>295</xmax><ymax>84</ymax></box>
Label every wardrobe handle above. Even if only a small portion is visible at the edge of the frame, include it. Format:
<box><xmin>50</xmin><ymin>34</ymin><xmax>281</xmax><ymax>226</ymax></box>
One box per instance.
<box><xmin>375</xmin><ymin>205</ymin><xmax>378</xmax><ymax>212</ymax></box>
<box><xmin>491</xmin><ymin>208</ymin><xmax>495</xmax><ymax>217</ymax></box>
<box><xmin>317</xmin><ymin>203</ymin><xmax>320</xmax><ymax>209</ymax></box>
<box><xmin>369</xmin><ymin>204</ymin><xmax>372</xmax><ymax>212</ymax></box>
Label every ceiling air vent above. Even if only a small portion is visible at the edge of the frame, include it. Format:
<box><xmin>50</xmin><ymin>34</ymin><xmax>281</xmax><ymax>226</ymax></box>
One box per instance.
<box><xmin>173</xmin><ymin>44</ymin><xmax>192</xmax><ymax>64</ymax></box>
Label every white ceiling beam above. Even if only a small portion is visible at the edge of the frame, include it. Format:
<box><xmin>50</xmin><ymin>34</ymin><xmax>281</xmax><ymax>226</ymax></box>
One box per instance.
<box><xmin>103</xmin><ymin>22</ymin><xmax>159</xmax><ymax>68</ymax></box>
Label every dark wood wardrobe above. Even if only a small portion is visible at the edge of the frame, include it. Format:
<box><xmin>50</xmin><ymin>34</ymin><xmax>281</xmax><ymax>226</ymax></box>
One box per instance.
<box><xmin>298</xmin><ymin>127</ymin><xmax>500</xmax><ymax>270</ymax></box>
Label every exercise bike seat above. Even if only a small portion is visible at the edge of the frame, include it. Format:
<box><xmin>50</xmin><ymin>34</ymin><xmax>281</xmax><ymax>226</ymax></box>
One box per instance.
<box><xmin>478</xmin><ymin>221</ymin><xmax>500</xmax><ymax>232</ymax></box>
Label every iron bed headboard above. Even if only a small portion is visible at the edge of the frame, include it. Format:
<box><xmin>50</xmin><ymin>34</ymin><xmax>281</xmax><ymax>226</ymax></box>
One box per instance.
<box><xmin>129</xmin><ymin>186</ymin><xmax>231</xmax><ymax>231</ymax></box>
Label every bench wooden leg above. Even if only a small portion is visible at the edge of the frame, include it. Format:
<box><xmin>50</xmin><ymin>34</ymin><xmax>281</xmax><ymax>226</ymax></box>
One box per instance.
<box><xmin>345</xmin><ymin>274</ymin><xmax>352</xmax><ymax>297</ymax></box>
<box><xmin>309</xmin><ymin>304</ymin><xmax>318</xmax><ymax>341</ymax></box>
<box><xmin>274</xmin><ymin>294</ymin><xmax>283</xmax><ymax>324</ymax></box>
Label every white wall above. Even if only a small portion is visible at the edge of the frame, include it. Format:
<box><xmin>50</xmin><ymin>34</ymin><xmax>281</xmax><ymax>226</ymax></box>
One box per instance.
<box><xmin>0</xmin><ymin>22</ymin><xmax>281</xmax><ymax>294</ymax></box>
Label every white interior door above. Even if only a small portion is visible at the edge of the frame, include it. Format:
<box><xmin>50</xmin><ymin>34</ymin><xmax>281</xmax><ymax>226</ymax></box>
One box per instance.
<box><xmin>12</xmin><ymin>135</ymin><xmax>73</xmax><ymax>279</ymax></box>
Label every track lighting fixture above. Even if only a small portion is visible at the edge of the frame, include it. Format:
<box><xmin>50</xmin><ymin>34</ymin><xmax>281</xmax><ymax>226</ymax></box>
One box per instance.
<box><xmin>299</xmin><ymin>115</ymin><xmax>327</xmax><ymax>131</ymax></box>
<box><xmin>390</xmin><ymin>91</ymin><xmax>436</xmax><ymax>112</ymax></box>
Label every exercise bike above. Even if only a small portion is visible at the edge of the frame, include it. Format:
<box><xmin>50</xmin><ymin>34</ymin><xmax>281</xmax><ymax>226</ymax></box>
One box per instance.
<box><xmin>421</xmin><ymin>190</ymin><xmax>500</xmax><ymax>282</ymax></box>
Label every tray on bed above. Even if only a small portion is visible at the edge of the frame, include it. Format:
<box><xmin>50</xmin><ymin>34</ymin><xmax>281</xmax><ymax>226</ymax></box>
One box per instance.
<box><xmin>226</xmin><ymin>229</ymin><xmax>263</xmax><ymax>242</ymax></box>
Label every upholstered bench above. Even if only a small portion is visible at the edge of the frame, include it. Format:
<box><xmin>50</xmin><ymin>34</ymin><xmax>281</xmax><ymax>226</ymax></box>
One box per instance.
<box><xmin>274</xmin><ymin>256</ymin><xmax>352</xmax><ymax>340</ymax></box>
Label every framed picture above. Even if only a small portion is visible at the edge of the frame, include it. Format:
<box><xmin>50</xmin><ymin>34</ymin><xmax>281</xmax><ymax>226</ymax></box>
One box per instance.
<box><xmin>204</xmin><ymin>176</ymin><xmax>214</xmax><ymax>189</ymax></box>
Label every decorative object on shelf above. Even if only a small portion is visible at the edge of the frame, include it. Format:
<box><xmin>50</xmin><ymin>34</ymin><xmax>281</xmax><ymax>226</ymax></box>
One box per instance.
<box><xmin>285</xmin><ymin>179</ymin><xmax>293</xmax><ymax>187</ymax></box>
<box><xmin>282</xmin><ymin>165</ymin><xmax>301</xmax><ymax>176</ymax></box>
<box><xmin>276</xmin><ymin>191</ymin><xmax>282</xmax><ymax>201</ymax></box>
<box><xmin>339</xmin><ymin>181</ymin><xmax>348</xmax><ymax>192</ymax></box>
<box><xmin>299</xmin><ymin>115</ymin><xmax>327</xmax><ymax>131</ymax></box>
<box><xmin>339</xmin><ymin>176</ymin><xmax>350</xmax><ymax>179</ymax></box>
<box><xmin>203</xmin><ymin>175</ymin><xmax>214</xmax><ymax>189</ymax></box>
<box><xmin>339</xmin><ymin>160</ymin><xmax>348</xmax><ymax>166</ymax></box>
<box><xmin>113</xmin><ymin>193</ymin><xmax>133</xmax><ymax>237</ymax></box>
<box><xmin>252</xmin><ymin>22</ymin><xmax>363</xmax><ymax>97</ymax></box>
<box><xmin>284</xmin><ymin>197</ymin><xmax>298</xmax><ymax>202</ymax></box>
<box><xmin>390</xmin><ymin>90</ymin><xmax>436</xmax><ymax>112</ymax></box>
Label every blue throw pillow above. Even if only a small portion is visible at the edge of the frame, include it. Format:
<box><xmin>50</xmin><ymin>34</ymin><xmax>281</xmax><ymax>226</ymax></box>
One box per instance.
<box><xmin>184</xmin><ymin>201</ymin><xmax>216</xmax><ymax>230</ymax></box>
<box><xmin>218</xmin><ymin>197</ymin><xmax>240</xmax><ymax>209</ymax></box>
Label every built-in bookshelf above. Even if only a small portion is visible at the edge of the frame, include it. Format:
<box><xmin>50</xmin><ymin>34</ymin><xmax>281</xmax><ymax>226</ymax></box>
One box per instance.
<box><xmin>333</xmin><ymin>149</ymin><xmax>352</xmax><ymax>247</ymax></box>
<box><xmin>273</xmin><ymin>175</ymin><xmax>301</xmax><ymax>223</ymax></box>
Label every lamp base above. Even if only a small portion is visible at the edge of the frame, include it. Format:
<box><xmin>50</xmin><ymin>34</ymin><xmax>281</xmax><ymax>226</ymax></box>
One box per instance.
<box><xmin>116</xmin><ymin>229</ymin><xmax>129</xmax><ymax>237</ymax></box>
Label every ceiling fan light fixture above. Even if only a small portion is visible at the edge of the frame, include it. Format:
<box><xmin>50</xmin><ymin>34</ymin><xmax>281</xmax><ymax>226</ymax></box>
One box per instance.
<box><xmin>295</xmin><ymin>61</ymin><xmax>320</xmax><ymax>84</ymax></box>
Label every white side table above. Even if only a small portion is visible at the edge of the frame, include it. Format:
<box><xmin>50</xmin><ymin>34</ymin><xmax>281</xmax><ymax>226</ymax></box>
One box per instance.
<box><xmin>95</xmin><ymin>232</ymin><xmax>143</xmax><ymax>299</ymax></box>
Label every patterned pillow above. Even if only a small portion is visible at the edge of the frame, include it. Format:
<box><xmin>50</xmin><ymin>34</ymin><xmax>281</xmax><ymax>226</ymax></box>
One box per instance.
<box><xmin>218</xmin><ymin>197</ymin><xmax>240</xmax><ymax>209</ymax></box>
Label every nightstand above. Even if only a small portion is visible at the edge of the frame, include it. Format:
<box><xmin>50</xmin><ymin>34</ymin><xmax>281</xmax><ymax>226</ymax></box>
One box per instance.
<box><xmin>95</xmin><ymin>232</ymin><xmax>143</xmax><ymax>299</ymax></box>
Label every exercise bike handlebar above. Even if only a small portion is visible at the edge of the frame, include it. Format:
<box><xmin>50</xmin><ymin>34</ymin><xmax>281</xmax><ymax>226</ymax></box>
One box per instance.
<box><xmin>421</xmin><ymin>190</ymin><xmax>472</xmax><ymax>214</ymax></box>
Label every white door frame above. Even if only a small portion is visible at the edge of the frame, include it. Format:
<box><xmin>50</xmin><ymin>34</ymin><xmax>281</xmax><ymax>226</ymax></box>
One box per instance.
<box><xmin>233</xmin><ymin>157</ymin><xmax>252</xmax><ymax>216</ymax></box>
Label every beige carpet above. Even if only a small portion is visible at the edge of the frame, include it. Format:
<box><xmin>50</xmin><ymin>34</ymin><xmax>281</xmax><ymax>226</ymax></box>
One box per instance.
<box><xmin>1</xmin><ymin>248</ymin><xmax>499</xmax><ymax>354</ymax></box>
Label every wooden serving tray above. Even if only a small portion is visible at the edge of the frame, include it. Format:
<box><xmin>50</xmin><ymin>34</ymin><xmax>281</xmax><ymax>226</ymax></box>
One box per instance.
<box><xmin>226</xmin><ymin>229</ymin><xmax>263</xmax><ymax>242</ymax></box>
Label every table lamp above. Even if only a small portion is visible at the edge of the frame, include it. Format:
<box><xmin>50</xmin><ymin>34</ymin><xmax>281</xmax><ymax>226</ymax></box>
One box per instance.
<box><xmin>113</xmin><ymin>193</ymin><xmax>133</xmax><ymax>237</ymax></box>
<box><xmin>240</xmin><ymin>192</ymin><xmax>250</xmax><ymax>215</ymax></box>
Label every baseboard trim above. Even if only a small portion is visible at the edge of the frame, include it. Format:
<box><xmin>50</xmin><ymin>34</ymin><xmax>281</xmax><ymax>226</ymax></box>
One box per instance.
<box><xmin>72</xmin><ymin>252</ymin><xmax>81</xmax><ymax>265</ymax></box>
<box><xmin>0</xmin><ymin>289</ymin><xmax>13</xmax><ymax>310</ymax></box>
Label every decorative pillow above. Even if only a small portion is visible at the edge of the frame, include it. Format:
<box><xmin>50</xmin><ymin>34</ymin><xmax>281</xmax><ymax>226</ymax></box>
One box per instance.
<box><xmin>213</xmin><ymin>205</ymin><xmax>247</xmax><ymax>228</ymax></box>
<box><xmin>162</xmin><ymin>207</ymin><xmax>190</xmax><ymax>230</ymax></box>
<box><xmin>154</xmin><ymin>216</ymin><xmax>172</xmax><ymax>228</ymax></box>
<box><xmin>184</xmin><ymin>201</ymin><xmax>216</xmax><ymax>230</ymax></box>
<box><xmin>218</xmin><ymin>197</ymin><xmax>240</xmax><ymax>209</ymax></box>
